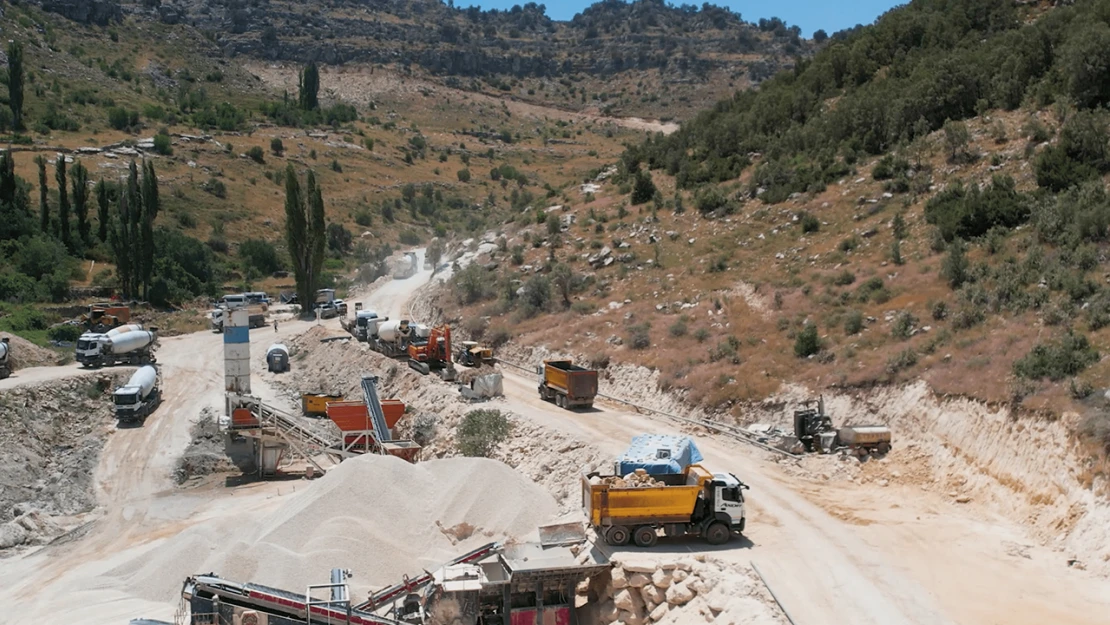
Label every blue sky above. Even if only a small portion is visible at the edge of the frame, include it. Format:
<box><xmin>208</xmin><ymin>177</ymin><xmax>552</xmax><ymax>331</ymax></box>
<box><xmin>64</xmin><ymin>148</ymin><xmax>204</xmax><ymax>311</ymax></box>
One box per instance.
<box><xmin>456</xmin><ymin>1</ymin><xmax>904</xmax><ymax>38</ymax></box>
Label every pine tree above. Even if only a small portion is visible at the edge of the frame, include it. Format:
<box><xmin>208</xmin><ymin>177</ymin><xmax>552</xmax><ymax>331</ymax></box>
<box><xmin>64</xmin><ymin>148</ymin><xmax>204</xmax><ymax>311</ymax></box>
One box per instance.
<box><xmin>95</xmin><ymin>179</ymin><xmax>111</xmax><ymax>243</ymax></box>
<box><xmin>126</xmin><ymin>161</ymin><xmax>142</xmax><ymax>297</ymax></box>
<box><xmin>35</xmin><ymin>155</ymin><xmax>48</xmax><ymax>234</ymax></box>
<box><xmin>0</xmin><ymin>150</ymin><xmax>32</xmax><ymax>241</ymax></box>
<box><xmin>140</xmin><ymin>160</ymin><xmax>160</xmax><ymax>299</ymax></box>
<box><xmin>55</xmin><ymin>156</ymin><xmax>71</xmax><ymax>251</ymax></box>
<box><xmin>284</xmin><ymin>165</ymin><xmax>326</xmax><ymax>312</ymax></box>
<box><xmin>298</xmin><ymin>62</ymin><xmax>320</xmax><ymax>111</ymax></box>
<box><xmin>71</xmin><ymin>160</ymin><xmax>91</xmax><ymax>247</ymax></box>
<box><xmin>8</xmin><ymin>41</ymin><xmax>24</xmax><ymax>131</ymax></box>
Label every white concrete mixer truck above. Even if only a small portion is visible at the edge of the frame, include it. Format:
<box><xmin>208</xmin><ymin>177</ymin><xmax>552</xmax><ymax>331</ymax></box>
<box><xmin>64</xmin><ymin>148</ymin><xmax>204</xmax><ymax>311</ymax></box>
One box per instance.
<box><xmin>0</xmin><ymin>337</ymin><xmax>11</xmax><ymax>379</ymax></box>
<box><xmin>113</xmin><ymin>365</ymin><xmax>161</xmax><ymax>422</ymax></box>
<box><xmin>76</xmin><ymin>327</ymin><xmax>157</xmax><ymax>368</ymax></box>
<box><xmin>372</xmin><ymin>319</ymin><xmax>416</xmax><ymax>357</ymax></box>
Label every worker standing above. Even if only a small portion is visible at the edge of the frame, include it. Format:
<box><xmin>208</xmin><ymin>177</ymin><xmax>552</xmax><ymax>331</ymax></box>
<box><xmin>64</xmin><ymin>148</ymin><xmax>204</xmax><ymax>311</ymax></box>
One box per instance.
<box><xmin>274</xmin><ymin>319</ymin><xmax>278</xmax><ymax>332</ymax></box>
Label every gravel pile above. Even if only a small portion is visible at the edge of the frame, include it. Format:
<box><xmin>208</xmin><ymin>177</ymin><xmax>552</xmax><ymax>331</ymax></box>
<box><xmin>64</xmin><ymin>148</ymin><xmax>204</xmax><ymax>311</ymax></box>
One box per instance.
<box><xmin>110</xmin><ymin>455</ymin><xmax>559</xmax><ymax>601</ymax></box>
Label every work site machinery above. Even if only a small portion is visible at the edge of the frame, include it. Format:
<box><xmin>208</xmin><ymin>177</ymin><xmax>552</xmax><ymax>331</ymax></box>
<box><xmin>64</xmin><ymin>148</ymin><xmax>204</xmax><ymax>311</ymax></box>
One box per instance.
<box><xmin>455</xmin><ymin>341</ymin><xmax>495</xmax><ymax>367</ymax></box>
<box><xmin>538</xmin><ymin>360</ymin><xmax>598</xmax><ymax>409</ymax></box>
<box><xmin>583</xmin><ymin>463</ymin><xmax>748</xmax><ymax>547</ymax></box>
<box><xmin>82</xmin><ymin>303</ymin><xmax>131</xmax><ymax>333</ymax></box>
<box><xmin>793</xmin><ymin>396</ymin><xmax>836</xmax><ymax>453</ymax></box>
<box><xmin>407</xmin><ymin>324</ymin><xmax>456</xmax><ymax>380</ymax></box>
<box><xmin>113</xmin><ymin>365</ymin><xmax>162</xmax><ymax>423</ymax></box>
<box><xmin>793</xmin><ymin>396</ymin><xmax>893</xmax><ymax>456</ymax></box>
<box><xmin>76</xmin><ymin>325</ymin><xmax>158</xmax><ymax>368</ymax></box>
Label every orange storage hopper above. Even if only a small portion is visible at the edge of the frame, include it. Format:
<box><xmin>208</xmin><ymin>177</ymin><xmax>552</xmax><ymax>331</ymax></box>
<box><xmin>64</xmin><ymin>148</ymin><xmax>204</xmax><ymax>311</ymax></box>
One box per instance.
<box><xmin>381</xmin><ymin>399</ymin><xmax>405</xmax><ymax>429</ymax></box>
<box><xmin>326</xmin><ymin>401</ymin><xmax>371</xmax><ymax>432</ymax></box>
<box><xmin>231</xmin><ymin>408</ymin><xmax>259</xmax><ymax>428</ymax></box>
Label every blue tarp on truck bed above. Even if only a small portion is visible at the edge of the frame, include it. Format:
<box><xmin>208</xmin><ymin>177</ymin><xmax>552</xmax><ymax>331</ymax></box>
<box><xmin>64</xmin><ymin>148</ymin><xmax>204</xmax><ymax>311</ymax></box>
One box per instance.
<box><xmin>616</xmin><ymin>434</ymin><xmax>704</xmax><ymax>476</ymax></box>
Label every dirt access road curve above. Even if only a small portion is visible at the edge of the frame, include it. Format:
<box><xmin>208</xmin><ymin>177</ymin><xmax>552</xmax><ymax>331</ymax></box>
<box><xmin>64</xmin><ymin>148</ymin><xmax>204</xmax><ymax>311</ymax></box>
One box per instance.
<box><xmin>495</xmin><ymin>369</ymin><xmax>1110</xmax><ymax>625</ymax></box>
<box><xmin>0</xmin><ymin>257</ymin><xmax>434</xmax><ymax>623</ymax></box>
<box><xmin>2</xmin><ymin>249</ymin><xmax>1107</xmax><ymax>624</ymax></box>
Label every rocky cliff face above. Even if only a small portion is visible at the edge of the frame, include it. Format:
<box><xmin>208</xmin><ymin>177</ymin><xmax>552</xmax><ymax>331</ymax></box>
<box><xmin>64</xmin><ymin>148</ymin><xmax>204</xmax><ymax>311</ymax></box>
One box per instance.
<box><xmin>39</xmin><ymin>0</ymin><xmax>122</xmax><ymax>25</ymax></box>
<box><xmin>33</xmin><ymin>0</ymin><xmax>807</xmax><ymax>84</ymax></box>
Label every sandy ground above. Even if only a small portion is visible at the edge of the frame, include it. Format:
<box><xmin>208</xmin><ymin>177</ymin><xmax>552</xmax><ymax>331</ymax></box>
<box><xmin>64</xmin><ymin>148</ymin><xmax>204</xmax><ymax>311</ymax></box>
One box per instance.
<box><xmin>2</xmin><ymin>248</ymin><xmax>1109</xmax><ymax>625</ymax></box>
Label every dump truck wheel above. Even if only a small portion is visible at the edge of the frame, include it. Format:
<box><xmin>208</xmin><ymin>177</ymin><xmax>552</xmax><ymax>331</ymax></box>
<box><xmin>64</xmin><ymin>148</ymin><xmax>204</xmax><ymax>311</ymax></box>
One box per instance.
<box><xmin>556</xmin><ymin>394</ymin><xmax>565</xmax><ymax>408</ymax></box>
<box><xmin>633</xmin><ymin>526</ymin><xmax>658</xmax><ymax>548</ymax></box>
<box><xmin>606</xmin><ymin>525</ymin><xmax>631</xmax><ymax>546</ymax></box>
<box><xmin>877</xmin><ymin>443</ymin><xmax>891</xmax><ymax>454</ymax></box>
<box><xmin>705</xmin><ymin>522</ymin><xmax>730</xmax><ymax>546</ymax></box>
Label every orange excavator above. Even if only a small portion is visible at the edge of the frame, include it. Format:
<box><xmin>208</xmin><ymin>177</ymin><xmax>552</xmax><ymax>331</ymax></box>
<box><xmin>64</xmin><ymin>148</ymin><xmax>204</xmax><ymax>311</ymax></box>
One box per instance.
<box><xmin>407</xmin><ymin>324</ymin><xmax>456</xmax><ymax>381</ymax></box>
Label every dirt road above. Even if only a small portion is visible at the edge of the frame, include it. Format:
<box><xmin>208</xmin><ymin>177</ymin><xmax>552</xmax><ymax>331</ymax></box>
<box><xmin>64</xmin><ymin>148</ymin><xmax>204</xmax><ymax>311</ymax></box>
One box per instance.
<box><xmin>493</xmin><ymin>368</ymin><xmax>1110</xmax><ymax>625</ymax></box>
<box><xmin>0</xmin><ymin>256</ymin><xmax>432</xmax><ymax>623</ymax></box>
<box><xmin>2</xmin><ymin>248</ymin><xmax>1107</xmax><ymax>625</ymax></box>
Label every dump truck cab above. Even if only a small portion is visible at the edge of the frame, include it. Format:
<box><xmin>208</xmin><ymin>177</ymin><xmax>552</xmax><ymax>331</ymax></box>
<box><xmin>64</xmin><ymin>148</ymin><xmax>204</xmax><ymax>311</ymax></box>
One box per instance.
<box><xmin>708</xmin><ymin>472</ymin><xmax>748</xmax><ymax>534</ymax></box>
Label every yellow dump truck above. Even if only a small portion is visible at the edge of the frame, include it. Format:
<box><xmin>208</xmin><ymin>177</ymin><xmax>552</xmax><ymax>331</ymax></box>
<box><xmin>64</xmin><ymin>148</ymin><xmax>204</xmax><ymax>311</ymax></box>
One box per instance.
<box><xmin>538</xmin><ymin>360</ymin><xmax>598</xmax><ymax>409</ymax></box>
<box><xmin>581</xmin><ymin>463</ymin><xmax>748</xmax><ymax>547</ymax></box>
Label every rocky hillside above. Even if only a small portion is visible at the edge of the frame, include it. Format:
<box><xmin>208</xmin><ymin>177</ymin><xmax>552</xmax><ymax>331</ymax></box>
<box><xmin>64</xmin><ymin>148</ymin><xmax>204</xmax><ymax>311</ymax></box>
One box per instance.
<box><xmin>28</xmin><ymin>0</ymin><xmax>813</xmax><ymax>119</ymax></box>
<box><xmin>438</xmin><ymin>0</ymin><xmax>1110</xmax><ymax>471</ymax></box>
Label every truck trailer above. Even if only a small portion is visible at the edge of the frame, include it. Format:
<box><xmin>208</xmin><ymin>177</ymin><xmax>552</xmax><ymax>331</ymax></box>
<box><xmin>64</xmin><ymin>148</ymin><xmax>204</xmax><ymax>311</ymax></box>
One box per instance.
<box><xmin>114</xmin><ymin>365</ymin><xmax>161</xmax><ymax>422</ymax></box>
<box><xmin>538</xmin><ymin>360</ymin><xmax>598</xmax><ymax>409</ymax></box>
<box><xmin>76</xmin><ymin>328</ymin><xmax>157</xmax><ymax>368</ymax></box>
<box><xmin>582</xmin><ymin>463</ymin><xmax>749</xmax><ymax>547</ymax></box>
<box><xmin>266</xmin><ymin>344</ymin><xmax>290</xmax><ymax>373</ymax></box>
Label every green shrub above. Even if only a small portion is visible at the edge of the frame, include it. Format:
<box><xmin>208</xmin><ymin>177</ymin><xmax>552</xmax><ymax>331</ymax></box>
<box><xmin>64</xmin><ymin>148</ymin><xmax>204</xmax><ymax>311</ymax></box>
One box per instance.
<box><xmin>627</xmin><ymin>323</ymin><xmax>652</xmax><ymax>349</ymax></box>
<box><xmin>247</xmin><ymin>146</ymin><xmax>265</xmax><ymax>164</ymax></box>
<box><xmin>399</xmin><ymin>230</ymin><xmax>422</xmax><ymax>245</ymax></box>
<box><xmin>925</xmin><ymin>175</ymin><xmax>1029</xmax><ymax>242</ymax></box>
<box><xmin>270</xmin><ymin>137</ymin><xmax>284</xmax><ymax>156</ymax></box>
<box><xmin>239</xmin><ymin>238</ymin><xmax>283</xmax><ymax>275</ymax></box>
<box><xmin>1013</xmin><ymin>331</ymin><xmax>1099</xmax><ymax>381</ymax></box>
<box><xmin>872</xmin><ymin>155</ymin><xmax>910</xmax><ymax>181</ymax></box>
<box><xmin>47</xmin><ymin>323</ymin><xmax>83</xmax><ymax>342</ymax></box>
<box><xmin>107</xmin><ymin>106</ymin><xmax>139</xmax><ymax>131</ymax></box>
<box><xmin>203</xmin><ymin>177</ymin><xmax>227</xmax><ymax>198</ymax></box>
<box><xmin>457</xmin><ymin>168</ymin><xmax>471</xmax><ymax>182</ymax></box>
<box><xmin>886</xmin><ymin>348</ymin><xmax>918</xmax><ymax>374</ymax></box>
<box><xmin>794</xmin><ymin>322</ymin><xmax>820</xmax><ymax>358</ymax></box>
<box><xmin>694</xmin><ymin>327</ymin><xmax>710</xmax><ymax>343</ymax></box>
<box><xmin>669</xmin><ymin>316</ymin><xmax>689</xmax><ymax>337</ymax></box>
<box><xmin>153</xmin><ymin>133</ymin><xmax>173</xmax><ymax>155</ymax></box>
<box><xmin>941</xmin><ymin>239</ymin><xmax>969</xmax><ymax>289</ymax></box>
<box><xmin>891</xmin><ymin>311</ymin><xmax>918</xmax><ymax>340</ymax></box>
<box><xmin>832</xmin><ymin>269</ymin><xmax>855</xmax><ymax>286</ymax></box>
<box><xmin>456</xmin><ymin>409</ymin><xmax>511</xmax><ymax>457</ymax></box>
<box><xmin>798</xmin><ymin>211</ymin><xmax>820</xmax><ymax>234</ymax></box>
<box><xmin>710</xmin><ymin>336</ymin><xmax>741</xmax><ymax>364</ymax></box>
<box><xmin>844</xmin><ymin>310</ymin><xmax>864</xmax><ymax>335</ymax></box>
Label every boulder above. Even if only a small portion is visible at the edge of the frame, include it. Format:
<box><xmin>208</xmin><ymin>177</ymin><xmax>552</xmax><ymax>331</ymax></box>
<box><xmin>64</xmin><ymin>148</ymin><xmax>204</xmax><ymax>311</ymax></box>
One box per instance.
<box><xmin>665</xmin><ymin>582</ymin><xmax>695</xmax><ymax>606</ymax></box>
<box><xmin>627</xmin><ymin>572</ymin><xmax>651</xmax><ymax>588</ymax></box>
<box><xmin>611</xmin><ymin>566</ymin><xmax>629</xmax><ymax>589</ymax></box>
<box><xmin>651</xmin><ymin>568</ymin><xmax>672</xmax><ymax>588</ymax></box>
<box><xmin>650</xmin><ymin>602</ymin><xmax>669</xmax><ymax>622</ymax></box>
<box><xmin>613</xmin><ymin>588</ymin><xmax>643</xmax><ymax>613</ymax></box>
<box><xmin>640</xmin><ymin>583</ymin><xmax>665</xmax><ymax>606</ymax></box>
<box><xmin>672</xmin><ymin>569</ymin><xmax>689</xmax><ymax>583</ymax></box>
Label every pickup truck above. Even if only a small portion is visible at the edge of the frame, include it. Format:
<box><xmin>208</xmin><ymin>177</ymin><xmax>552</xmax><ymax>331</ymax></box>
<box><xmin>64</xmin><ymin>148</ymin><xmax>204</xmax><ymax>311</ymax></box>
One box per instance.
<box><xmin>537</xmin><ymin>360</ymin><xmax>598</xmax><ymax>409</ymax></box>
<box><xmin>582</xmin><ymin>463</ymin><xmax>748</xmax><ymax>547</ymax></box>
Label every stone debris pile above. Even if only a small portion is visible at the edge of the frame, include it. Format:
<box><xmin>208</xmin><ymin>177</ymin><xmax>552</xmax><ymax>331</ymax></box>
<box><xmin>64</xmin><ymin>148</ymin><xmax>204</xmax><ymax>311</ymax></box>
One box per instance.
<box><xmin>599</xmin><ymin>469</ymin><xmax>662</xmax><ymax>488</ymax></box>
